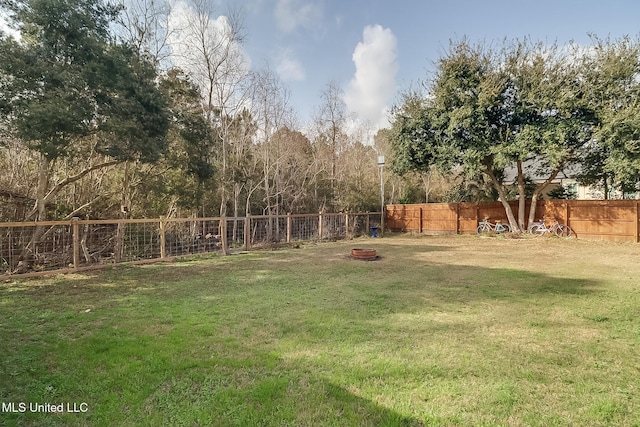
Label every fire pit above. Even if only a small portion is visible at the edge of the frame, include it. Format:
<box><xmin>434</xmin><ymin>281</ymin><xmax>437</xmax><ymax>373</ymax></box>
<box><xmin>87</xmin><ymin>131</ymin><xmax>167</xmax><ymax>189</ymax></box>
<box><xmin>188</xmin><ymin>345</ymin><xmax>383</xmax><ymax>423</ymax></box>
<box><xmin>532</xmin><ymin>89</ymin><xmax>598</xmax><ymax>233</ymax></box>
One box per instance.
<box><xmin>351</xmin><ymin>248</ymin><xmax>377</xmax><ymax>261</ymax></box>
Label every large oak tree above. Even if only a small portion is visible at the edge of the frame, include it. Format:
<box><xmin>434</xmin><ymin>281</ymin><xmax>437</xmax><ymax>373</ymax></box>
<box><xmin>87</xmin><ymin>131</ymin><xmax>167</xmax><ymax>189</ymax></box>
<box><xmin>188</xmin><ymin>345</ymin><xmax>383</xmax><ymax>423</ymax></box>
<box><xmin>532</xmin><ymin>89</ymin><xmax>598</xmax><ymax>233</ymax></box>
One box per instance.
<box><xmin>389</xmin><ymin>38</ymin><xmax>604</xmax><ymax>231</ymax></box>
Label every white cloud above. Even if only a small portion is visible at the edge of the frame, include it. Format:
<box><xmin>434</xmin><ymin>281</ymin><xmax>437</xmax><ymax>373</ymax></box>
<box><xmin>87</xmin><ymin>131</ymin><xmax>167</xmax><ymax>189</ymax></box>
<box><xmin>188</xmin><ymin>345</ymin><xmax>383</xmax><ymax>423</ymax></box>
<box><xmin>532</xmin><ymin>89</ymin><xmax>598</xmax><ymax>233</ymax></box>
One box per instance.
<box><xmin>275</xmin><ymin>49</ymin><xmax>305</xmax><ymax>81</ymax></box>
<box><xmin>344</xmin><ymin>25</ymin><xmax>398</xmax><ymax>133</ymax></box>
<box><xmin>274</xmin><ymin>0</ymin><xmax>322</xmax><ymax>33</ymax></box>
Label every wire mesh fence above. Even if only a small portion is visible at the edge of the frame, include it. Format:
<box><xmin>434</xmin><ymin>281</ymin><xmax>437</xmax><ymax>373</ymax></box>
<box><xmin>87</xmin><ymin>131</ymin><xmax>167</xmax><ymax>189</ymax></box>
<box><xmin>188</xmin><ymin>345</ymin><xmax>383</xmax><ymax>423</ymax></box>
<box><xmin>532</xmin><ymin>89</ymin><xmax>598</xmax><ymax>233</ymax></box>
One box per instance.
<box><xmin>290</xmin><ymin>215</ymin><xmax>319</xmax><ymax>242</ymax></box>
<box><xmin>0</xmin><ymin>212</ymin><xmax>381</xmax><ymax>277</ymax></box>
<box><xmin>163</xmin><ymin>218</ymin><xmax>223</xmax><ymax>257</ymax></box>
<box><xmin>0</xmin><ymin>222</ymin><xmax>74</xmax><ymax>274</ymax></box>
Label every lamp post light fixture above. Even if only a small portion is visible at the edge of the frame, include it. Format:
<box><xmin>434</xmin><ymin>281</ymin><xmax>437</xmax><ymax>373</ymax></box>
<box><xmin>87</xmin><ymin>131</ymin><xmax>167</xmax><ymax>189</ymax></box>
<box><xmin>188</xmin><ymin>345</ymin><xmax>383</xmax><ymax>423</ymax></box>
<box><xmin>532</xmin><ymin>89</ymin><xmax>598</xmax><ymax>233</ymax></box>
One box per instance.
<box><xmin>378</xmin><ymin>156</ymin><xmax>385</xmax><ymax>235</ymax></box>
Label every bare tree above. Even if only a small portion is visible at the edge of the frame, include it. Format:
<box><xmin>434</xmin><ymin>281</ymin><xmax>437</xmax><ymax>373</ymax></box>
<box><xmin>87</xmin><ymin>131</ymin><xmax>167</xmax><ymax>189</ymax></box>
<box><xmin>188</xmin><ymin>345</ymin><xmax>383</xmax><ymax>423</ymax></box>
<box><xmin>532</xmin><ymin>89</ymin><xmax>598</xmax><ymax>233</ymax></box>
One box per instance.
<box><xmin>117</xmin><ymin>0</ymin><xmax>173</xmax><ymax>66</ymax></box>
<box><xmin>167</xmin><ymin>0</ymin><xmax>249</xmax><ymax>217</ymax></box>
<box><xmin>312</xmin><ymin>81</ymin><xmax>348</xmax><ymax>210</ymax></box>
<box><xmin>244</xmin><ymin>67</ymin><xmax>298</xmax><ymax>239</ymax></box>
<box><xmin>246</xmin><ymin>68</ymin><xmax>295</xmax><ymax>210</ymax></box>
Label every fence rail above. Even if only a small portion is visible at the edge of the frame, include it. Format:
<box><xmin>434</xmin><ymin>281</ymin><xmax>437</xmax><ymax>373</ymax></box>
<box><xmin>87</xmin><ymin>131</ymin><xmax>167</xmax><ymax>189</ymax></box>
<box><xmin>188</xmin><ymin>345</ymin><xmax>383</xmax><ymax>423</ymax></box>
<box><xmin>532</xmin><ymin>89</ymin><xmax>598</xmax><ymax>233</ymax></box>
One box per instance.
<box><xmin>0</xmin><ymin>212</ymin><xmax>381</xmax><ymax>278</ymax></box>
<box><xmin>386</xmin><ymin>200</ymin><xmax>640</xmax><ymax>242</ymax></box>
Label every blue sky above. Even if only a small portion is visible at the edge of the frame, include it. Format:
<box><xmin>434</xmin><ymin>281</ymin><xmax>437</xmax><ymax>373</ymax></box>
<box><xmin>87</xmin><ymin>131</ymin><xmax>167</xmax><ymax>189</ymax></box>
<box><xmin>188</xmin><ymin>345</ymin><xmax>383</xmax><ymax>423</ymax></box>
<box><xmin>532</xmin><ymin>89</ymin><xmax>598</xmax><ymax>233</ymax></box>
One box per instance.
<box><xmin>240</xmin><ymin>0</ymin><xmax>640</xmax><ymax>130</ymax></box>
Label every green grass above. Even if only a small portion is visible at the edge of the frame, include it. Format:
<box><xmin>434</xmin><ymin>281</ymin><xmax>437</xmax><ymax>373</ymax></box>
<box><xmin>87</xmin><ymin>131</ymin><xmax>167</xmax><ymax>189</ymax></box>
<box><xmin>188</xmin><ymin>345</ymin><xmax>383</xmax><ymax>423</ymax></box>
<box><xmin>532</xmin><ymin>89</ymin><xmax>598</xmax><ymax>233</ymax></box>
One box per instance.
<box><xmin>1</xmin><ymin>234</ymin><xmax>640</xmax><ymax>426</ymax></box>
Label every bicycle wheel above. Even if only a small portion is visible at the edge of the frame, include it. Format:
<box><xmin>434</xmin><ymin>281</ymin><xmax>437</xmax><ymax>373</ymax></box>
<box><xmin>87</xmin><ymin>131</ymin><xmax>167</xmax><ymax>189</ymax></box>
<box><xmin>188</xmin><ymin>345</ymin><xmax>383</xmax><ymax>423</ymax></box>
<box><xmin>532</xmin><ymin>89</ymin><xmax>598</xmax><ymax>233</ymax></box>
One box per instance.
<box><xmin>565</xmin><ymin>225</ymin><xmax>574</xmax><ymax>237</ymax></box>
<box><xmin>527</xmin><ymin>222</ymin><xmax>540</xmax><ymax>234</ymax></box>
<box><xmin>555</xmin><ymin>225</ymin><xmax>574</xmax><ymax>237</ymax></box>
<box><xmin>502</xmin><ymin>223</ymin><xmax>512</xmax><ymax>233</ymax></box>
<box><xmin>495</xmin><ymin>223</ymin><xmax>506</xmax><ymax>234</ymax></box>
<box><xmin>530</xmin><ymin>224</ymin><xmax>546</xmax><ymax>236</ymax></box>
<box><xmin>476</xmin><ymin>223</ymin><xmax>490</xmax><ymax>234</ymax></box>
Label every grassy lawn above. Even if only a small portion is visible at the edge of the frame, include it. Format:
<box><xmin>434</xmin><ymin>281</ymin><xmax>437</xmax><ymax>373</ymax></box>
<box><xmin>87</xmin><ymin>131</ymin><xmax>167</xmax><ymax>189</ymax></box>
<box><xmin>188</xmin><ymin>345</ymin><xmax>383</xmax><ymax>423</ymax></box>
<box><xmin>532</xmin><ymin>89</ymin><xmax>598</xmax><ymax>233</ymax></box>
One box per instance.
<box><xmin>1</xmin><ymin>234</ymin><xmax>640</xmax><ymax>426</ymax></box>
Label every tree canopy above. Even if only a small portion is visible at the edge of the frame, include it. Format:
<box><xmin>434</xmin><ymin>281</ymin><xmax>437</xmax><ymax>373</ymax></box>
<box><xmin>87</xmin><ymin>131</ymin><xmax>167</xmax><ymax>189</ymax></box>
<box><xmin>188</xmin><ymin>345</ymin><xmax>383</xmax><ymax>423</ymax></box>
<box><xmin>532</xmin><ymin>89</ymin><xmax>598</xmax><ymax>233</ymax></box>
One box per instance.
<box><xmin>0</xmin><ymin>0</ymin><xmax>171</xmax><ymax>222</ymax></box>
<box><xmin>0</xmin><ymin>0</ymin><xmax>169</xmax><ymax>162</ymax></box>
<box><xmin>389</xmin><ymin>37</ymin><xmax>640</xmax><ymax>230</ymax></box>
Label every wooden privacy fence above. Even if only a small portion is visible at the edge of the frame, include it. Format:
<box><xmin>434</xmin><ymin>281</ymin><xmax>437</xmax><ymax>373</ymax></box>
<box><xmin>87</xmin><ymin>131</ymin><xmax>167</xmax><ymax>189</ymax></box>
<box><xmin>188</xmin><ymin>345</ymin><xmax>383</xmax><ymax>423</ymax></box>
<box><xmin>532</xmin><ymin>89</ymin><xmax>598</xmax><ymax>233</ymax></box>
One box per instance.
<box><xmin>386</xmin><ymin>200</ymin><xmax>640</xmax><ymax>242</ymax></box>
<box><xmin>0</xmin><ymin>212</ymin><xmax>382</xmax><ymax>278</ymax></box>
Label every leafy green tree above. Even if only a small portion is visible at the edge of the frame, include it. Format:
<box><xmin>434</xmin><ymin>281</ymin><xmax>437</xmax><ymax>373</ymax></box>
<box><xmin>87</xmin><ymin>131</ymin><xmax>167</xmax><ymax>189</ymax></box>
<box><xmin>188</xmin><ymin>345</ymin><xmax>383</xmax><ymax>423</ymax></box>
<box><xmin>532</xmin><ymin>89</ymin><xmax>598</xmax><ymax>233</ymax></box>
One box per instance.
<box><xmin>389</xmin><ymin>38</ymin><xmax>597</xmax><ymax>231</ymax></box>
<box><xmin>579</xmin><ymin>36</ymin><xmax>640</xmax><ymax>197</ymax></box>
<box><xmin>506</xmin><ymin>41</ymin><xmax>596</xmax><ymax>227</ymax></box>
<box><xmin>161</xmin><ymin>68</ymin><xmax>216</xmax><ymax>183</ymax></box>
<box><xmin>0</xmin><ymin>0</ymin><xmax>169</xmax><ymax>222</ymax></box>
<box><xmin>390</xmin><ymin>40</ymin><xmax>520</xmax><ymax>227</ymax></box>
<box><xmin>128</xmin><ymin>68</ymin><xmax>219</xmax><ymax>218</ymax></box>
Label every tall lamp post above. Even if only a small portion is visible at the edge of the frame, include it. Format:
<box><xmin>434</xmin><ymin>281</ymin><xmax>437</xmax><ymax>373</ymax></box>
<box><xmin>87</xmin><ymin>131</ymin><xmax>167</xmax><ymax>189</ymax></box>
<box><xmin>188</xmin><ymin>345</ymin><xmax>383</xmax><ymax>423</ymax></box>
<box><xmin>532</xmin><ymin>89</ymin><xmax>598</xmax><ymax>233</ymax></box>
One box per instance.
<box><xmin>378</xmin><ymin>156</ymin><xmax>385</xmax><ymax>235</ymax></box>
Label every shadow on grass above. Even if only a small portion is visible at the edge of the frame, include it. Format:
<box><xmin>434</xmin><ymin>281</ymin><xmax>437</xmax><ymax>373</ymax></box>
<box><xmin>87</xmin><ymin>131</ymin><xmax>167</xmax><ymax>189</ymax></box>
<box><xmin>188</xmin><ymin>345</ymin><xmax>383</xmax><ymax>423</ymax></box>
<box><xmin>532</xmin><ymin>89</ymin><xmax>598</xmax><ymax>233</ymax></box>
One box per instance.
<box><xmin>131</xmin><ymin>341</ymin><xmax>432</xmax><ymax>426</ymax></box>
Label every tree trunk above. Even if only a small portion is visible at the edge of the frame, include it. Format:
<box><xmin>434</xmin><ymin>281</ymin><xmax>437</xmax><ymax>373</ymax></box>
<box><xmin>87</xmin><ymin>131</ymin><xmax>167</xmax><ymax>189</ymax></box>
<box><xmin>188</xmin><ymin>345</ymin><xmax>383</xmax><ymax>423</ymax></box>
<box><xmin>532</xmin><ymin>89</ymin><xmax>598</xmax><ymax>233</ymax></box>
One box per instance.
<box><xmin>232</xmin><ymin>182</ymin><xmax>241</xmax><ymax>244</ymax></box>
<box><xmin>528</xmin><ymin>191</ymin><xmax>541</xmax><ymax>229</ymax></box>
<box><xmin>34</xmin><ymin>155</ymin><xmax>51</xmax><ymax>222</ymax></box>
<box><xmin>516</xmin><ymin>160</ymin><xmax>526</xmax><ymax>230</ymax></box>
<box><xmin>527</xmin><ymin>163</ymin><xmax>565</xmax><ymax>228</ymax></box>
<box><xmin>422</xmin><ymin>172</ymin><xmax>431</xmax><ymax>203</ymax></box>
<box><xmin>114</xmin><ymin>161</ymin><xmax>130</xmax><ymax>263</ymax></box>
<box><xmin>18</xmin><ymin>155</ymin><xmax>51</xmax><ymax>272</ymax></box>
<box><xmin>219</xmin><ymin>134</ymin><xmax>228</xmax><ymax>218</ymax></box>
<box><xmin>484</xmin><ymin>162</ymin><xmax>520</xmax><ymax>232</ymax></box>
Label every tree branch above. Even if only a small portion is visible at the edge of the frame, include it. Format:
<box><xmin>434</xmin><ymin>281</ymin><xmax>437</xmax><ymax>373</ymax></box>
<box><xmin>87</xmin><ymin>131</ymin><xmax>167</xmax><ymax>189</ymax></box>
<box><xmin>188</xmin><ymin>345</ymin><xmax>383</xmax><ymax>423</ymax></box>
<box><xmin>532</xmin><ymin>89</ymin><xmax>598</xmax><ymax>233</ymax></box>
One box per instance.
<box><xmin>42</xmin><ymin>160</ymin><xmax>120</xmax><ymax>205</ymax></box>
<box><xmin>60</xmin><ymin>194</ymin><xmax>107</xmax><ymax>220</ymax></box>
<box><xmin>532</xmin><ymin>161</ymin><xmax>565</xmax><ymax>198</ymax></box>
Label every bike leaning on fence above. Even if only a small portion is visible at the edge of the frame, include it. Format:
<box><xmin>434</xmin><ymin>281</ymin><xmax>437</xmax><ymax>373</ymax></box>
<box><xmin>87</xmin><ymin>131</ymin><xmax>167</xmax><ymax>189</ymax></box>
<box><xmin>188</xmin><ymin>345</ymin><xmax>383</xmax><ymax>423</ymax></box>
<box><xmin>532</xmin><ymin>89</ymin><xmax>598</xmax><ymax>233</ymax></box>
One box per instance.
<box><xmin>527</xmin><ymin>218</ymin><xmax>574</xmax><ymax>237</ymax></box>
<box><xmin>476</xmin><ymin>217</ymin><xmax>512</xmax><ymax>234</ymax></box>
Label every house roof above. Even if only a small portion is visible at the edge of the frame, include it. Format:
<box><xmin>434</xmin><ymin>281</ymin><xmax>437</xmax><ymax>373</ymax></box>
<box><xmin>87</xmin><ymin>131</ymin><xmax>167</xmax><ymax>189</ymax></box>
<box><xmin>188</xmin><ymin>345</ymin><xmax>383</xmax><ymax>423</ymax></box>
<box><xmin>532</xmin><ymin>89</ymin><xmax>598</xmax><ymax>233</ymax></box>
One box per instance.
<box><xmin>502</xmin><ymin>160</ymin><xmax>581</xmax><ymax>184</ymax></box>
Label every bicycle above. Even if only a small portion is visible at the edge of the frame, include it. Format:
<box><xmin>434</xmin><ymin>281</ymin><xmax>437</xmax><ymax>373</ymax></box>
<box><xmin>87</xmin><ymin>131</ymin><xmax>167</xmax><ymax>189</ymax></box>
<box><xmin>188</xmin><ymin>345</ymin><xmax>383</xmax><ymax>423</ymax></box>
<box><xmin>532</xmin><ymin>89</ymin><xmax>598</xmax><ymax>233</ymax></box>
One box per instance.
<box><xmin>476</xmin><ymin>217</ymin><xmax>512</xmax><ymax>234</ymax></box>
<box><xmin>527</xmin><ymin>218</ymin><xmax>574</xmax><ymax>237</ymax></box>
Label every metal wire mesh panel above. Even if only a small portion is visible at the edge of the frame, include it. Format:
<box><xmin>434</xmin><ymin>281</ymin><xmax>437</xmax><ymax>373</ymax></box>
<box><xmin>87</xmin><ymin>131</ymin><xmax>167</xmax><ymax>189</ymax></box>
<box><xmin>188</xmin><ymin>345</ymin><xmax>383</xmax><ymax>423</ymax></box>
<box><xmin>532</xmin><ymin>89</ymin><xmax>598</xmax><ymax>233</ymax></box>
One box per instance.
<box><xmin>249</xmin><ymin>216</ymin><xmax>284</xmax><ymax>246</ymax></box>
<box><xmin>116</xmin><ymin>221</ymin><xmax>161</xmax><ymax>262</ymax></box>
<box><xmin>1</xmin><ymin>225</ymin><xmax>30</xmax><ymax>274</ymax></box>
<box><xmin>322</xmin><ymin>214</ymin><xmax>346</xmax><ymax>239</ymax></box>
<box><xmin>290</xmin><ymin>215</ymin><xmax>319</xmax><ymax>241</ymax></box>
<box><xmin>248</xmin><ymin>216</ymin><xmax>265</xmax><ymax>246</ymax></box>
<box><xmin>226</xmin><ymin>217</ymin><xmax>246</xmax><ymax>249</ymax></box>
<box><xmin>348</xmin><ymin>214</ymin><xmax>365</xmax><ymax>238</ymax></box>
<box><xmin>370</xmin><ymin>213</ymin><xmax>382</xmax><ymax>228</ymax></box>
<box><xmin>0</xmin><ymin>223</ymin><xmax>73</xmax><ymax>274</ymax></box>
<box><xmin>164</xmin><ymin>219</ymin><xmax>221</xmax><ymax>256</ymax></box>
<box><xmin>79</xmin><ymin>222</ymin><xmax>118</xmax><ymax>265</ymax></box>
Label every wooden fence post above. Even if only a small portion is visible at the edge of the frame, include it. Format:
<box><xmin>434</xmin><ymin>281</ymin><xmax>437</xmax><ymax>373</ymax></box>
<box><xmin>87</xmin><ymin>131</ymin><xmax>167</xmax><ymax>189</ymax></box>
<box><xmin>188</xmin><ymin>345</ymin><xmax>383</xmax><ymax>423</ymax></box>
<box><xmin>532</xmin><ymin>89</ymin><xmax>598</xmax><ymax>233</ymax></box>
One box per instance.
<box><xmin>244</xmin><ymin>214</ymin><xmax>251</xmax><ymax>251</ymax></box>
<box><xmin>365</xmin><ymin>212</ymin><xmax>370</xmax><ymax>237</ymax></box>
<box><xmin>220</xmin><ymin>217</ymin><xmax>228</xmax><ymax>255</ymax></box>
<box><xmin>419</xmin><ymin>207</ymin><xmax>423</xmax><ymax>234</ymax></box>
<box><xmin>345</xmin><ymin>213</ymin><xmax>349</xmax><ymax>238</ymax></box>
<box><xmin>318</xmin><ymin>212</ymin><xmax>323</xmax><ymax>240</ymax></box>
<box><xmin>287</xmin><ymin>213</ymin><xmax>292</xmax><ymax>243</ymax></box>
<box><xmin>456</xmin><ymin>204</ymin><xmax>460</xmax><ymax>234</ymax></box>
<box><xmin>159</xmin><ymin>216</ymin><xmax>166</xmax><ymax>259</ymax></box>
<box><xmin>72</xmin><ymin>217</ymin><xmax>80</xmax><ymax>269</ymax></box>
